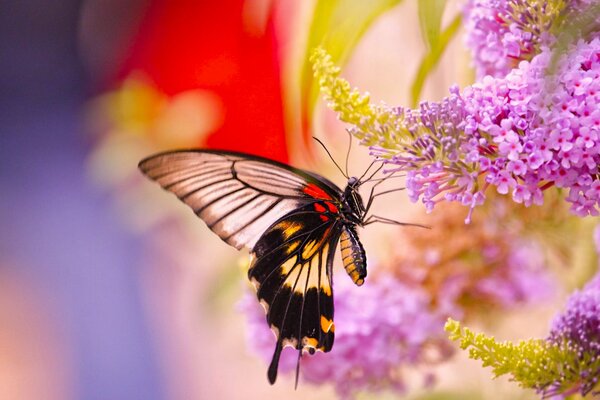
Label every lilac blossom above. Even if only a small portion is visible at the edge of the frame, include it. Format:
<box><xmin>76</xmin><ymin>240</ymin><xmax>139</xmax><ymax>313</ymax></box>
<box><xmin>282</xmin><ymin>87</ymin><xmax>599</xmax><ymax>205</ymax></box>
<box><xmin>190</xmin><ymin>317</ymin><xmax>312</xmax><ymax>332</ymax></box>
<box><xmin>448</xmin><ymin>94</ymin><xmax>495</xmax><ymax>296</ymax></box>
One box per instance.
<box><xmin>463</xmin><ymin>0</ymin><xmax>559</xmax><ymax>78</ymax></box>
<box><xmin>239</xmin><ymin>272</ymin><xmax>456</xmax><ymax>398</ymax></box>
<box><xmin>546</xmin><ymin>271</ymin><xmax>600</xmax><ymax>396</ymax></box>
<box><xmin>240</xmin><ymin>222</ymin><xmax>556</xmax><ymax>398</ymax></box>
<box><xmin>474</xmin><ymin>240</ymin><xmax>555</xmax><ymax>306</ymax></box>
<box><xmin>539</xmin><ymin>224</ymin><xmax>600</xmax><ymax>396</ymax></box>
<box><xmin>462</xmin><ymin>0</ymin><xmax>598</xmax><ymax>79</ymax></box>
<box><xmin>464</xmin><ymin>0</ymin><xmax>530</xmax><ymax>78</ymax></box>
<box><xmin>374</xmin><ymin>37</ymin><xmax>600</xmax><ymax>220</ymax></box>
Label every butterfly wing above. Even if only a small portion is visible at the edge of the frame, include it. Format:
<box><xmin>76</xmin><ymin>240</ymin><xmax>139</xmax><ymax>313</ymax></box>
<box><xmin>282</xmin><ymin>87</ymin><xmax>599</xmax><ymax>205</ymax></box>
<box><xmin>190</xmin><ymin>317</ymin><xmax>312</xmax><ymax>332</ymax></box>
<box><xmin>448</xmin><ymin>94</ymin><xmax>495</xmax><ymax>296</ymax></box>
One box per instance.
<box><xmin>138</xmin><ymin>150</ymin><xmax>342</xmax><ymax>249</ymax></box>
<box><xmin>248</xmin><ymin>202</ymin><xmax>342</xmax><ymax>384</ymax></box>
<box><xmin>139</xmin><ymin>149</ymin><xmax>346</xmax><ymax>383</ymax></box>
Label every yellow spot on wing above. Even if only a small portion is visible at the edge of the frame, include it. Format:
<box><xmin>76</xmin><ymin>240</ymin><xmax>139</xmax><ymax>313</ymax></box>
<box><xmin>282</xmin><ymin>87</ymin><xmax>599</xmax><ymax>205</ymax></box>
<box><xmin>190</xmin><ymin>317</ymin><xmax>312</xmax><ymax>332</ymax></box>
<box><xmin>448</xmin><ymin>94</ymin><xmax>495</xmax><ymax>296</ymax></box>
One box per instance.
<box><xmin>284</xmin><ymin>261</ymin><xmax>301</xmax><ymax>288</ymax></box>
<box><xmin>302</xmin><ymin>240</ymin><xmax>318</xmax><ymax>259</ymax></box>
<box><xmin>285</xmin><ymin>240</ymin><xmax>300</xmax><ymax>254</ymax></box>
<box><xmin>301</xmin><ymin>227</ymin><xmax>332</xmax><ymax>260</ymax></box>
<box><xmin>320</xmin><ymin>245</ymin><xmax>332</xmax><ymax>296</ymax></box>
<box><xmin>292</xmin><ymin>253</ymin><xmax>322</xmax><ymax>294</ymax></box>
<box><xmin>280</xmin><ymin>256</ymin><xmax>297</xmax><ymax>274</ymax></box>
<box><xmin>276</xmin><ymin>221</ymin><xmax>302</xmax><ymax>239</ymax></box>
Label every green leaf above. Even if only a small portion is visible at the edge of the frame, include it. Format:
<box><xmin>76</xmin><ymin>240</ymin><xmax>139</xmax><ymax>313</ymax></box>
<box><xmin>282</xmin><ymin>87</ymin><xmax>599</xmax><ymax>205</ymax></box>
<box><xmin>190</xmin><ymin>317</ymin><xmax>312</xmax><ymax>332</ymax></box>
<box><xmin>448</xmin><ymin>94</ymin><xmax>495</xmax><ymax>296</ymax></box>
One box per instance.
<box><xmin>300</xmin><ymin>0</ymin><xmax>403</xmax><ymax>152</ymax></box>
<box><xmin>410</xmin><ymin>12</ymin><xmax>462</xmax><ymax>107</ymax></box>
<box><xmin>418</xmin><ymin>0</ymin><xmax>447</xmax><ymax>50</ymax></box>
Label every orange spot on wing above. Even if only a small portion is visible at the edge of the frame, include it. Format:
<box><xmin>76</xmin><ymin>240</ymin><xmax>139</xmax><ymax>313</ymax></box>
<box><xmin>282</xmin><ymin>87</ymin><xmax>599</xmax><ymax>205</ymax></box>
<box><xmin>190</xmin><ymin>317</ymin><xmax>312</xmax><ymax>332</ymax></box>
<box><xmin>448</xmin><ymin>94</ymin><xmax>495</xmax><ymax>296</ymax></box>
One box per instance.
<box><xmin>304</xmin><ymin>337</ymin><xmax>319</xmax><ymax>348</ymax></box>
<box><xmin>320</xmin><ymin>315</ymin><xmax>335</xmax><ymax>333</ymax></box>
<box><xmin>303</xmin><ymin>183</ymin><xmax>332</xmax><ymax>200</ymax></box>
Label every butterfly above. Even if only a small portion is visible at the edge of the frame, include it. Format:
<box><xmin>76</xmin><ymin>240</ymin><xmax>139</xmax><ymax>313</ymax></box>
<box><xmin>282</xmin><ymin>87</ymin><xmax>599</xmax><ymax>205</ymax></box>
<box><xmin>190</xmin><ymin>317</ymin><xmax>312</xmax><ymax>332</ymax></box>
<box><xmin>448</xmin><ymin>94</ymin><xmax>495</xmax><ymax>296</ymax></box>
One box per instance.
<box><xmin>138</xmin><ymin>148</ymin><xmax>415</xmax><ymax>385</ymax></box>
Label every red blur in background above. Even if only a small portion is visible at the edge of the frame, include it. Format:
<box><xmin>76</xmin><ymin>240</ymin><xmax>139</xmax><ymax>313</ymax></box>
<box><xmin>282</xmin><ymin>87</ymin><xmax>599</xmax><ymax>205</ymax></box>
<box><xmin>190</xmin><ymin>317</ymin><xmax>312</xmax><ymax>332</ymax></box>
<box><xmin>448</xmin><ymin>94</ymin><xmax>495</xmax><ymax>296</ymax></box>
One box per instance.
<box><xmin>117</xmin><ymin>0</ymin><xmax>288</xmax><ymax>162</ymax></box>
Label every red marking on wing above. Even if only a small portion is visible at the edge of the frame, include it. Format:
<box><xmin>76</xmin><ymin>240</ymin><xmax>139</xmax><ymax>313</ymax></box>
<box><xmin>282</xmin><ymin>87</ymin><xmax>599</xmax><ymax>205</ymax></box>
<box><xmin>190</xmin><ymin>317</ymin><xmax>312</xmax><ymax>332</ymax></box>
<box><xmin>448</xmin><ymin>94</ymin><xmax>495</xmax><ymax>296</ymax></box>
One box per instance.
<box><xmin>303</xmin><ymin>183</ymin><xmax>332</xmax><ymax>200</ymax></box>
<box><xmin>320</xmin><ymin>215</ymin><xmax>329</xmax><ymax>222</ymax></box>
<box><xmin>313</xmin><ymin>203</ymin><xmax>326</xmax><ymax>213</ymax></box>
<box><xmin>324</xmin><ymin>201</ymin><xmax>338</xmax><ymax>213</ymax></box>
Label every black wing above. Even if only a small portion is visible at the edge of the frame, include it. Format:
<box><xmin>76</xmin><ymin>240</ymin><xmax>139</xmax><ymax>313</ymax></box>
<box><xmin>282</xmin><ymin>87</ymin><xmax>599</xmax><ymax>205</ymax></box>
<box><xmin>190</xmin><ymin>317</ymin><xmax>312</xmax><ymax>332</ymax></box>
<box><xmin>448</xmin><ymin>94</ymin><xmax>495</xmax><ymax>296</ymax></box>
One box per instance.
<box><xmin>139</xmin><ymin>149</ymin><xmax>346</xmax><ymax>384</ymax></box>
<box><xmin>248</xmin><ymin>202</ymin><xmax>342</xmax><ymax>384</ymax></box>
<box><xmin>138</xmin><ymin>149</ymin><xmax>342</xmax><ymax>249</ymax></box>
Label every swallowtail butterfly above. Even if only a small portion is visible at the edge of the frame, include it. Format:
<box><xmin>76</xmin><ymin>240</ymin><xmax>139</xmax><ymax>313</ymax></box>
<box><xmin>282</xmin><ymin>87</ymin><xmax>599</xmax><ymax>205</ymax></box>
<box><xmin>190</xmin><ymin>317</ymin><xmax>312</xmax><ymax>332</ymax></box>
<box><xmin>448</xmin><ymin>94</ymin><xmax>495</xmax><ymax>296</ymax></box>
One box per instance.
<box><xmin>139</xmin><ymin>149</ymin><xmax>412</xmax><ymax>384</ymax></box>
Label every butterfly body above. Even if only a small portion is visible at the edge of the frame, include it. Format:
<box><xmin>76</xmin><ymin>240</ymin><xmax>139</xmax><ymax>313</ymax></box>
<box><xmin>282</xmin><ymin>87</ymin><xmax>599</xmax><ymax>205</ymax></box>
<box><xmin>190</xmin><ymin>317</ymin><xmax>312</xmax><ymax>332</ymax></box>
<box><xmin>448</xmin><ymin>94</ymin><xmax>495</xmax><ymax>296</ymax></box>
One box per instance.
<box><xmin>138</xmin><ymin>149</ymin><xmax>370</xmax><ymax>384</ymax></box>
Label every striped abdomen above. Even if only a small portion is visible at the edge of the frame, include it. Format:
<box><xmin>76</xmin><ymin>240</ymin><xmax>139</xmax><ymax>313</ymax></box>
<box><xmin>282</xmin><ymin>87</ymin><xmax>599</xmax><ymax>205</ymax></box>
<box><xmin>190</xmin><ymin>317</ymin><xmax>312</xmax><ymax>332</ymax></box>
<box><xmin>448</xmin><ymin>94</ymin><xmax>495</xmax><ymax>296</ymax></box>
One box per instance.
<box><xmin>339</xmin><ymin>224</ymin><xmax>367</xmax><ymax>286</ymax></box>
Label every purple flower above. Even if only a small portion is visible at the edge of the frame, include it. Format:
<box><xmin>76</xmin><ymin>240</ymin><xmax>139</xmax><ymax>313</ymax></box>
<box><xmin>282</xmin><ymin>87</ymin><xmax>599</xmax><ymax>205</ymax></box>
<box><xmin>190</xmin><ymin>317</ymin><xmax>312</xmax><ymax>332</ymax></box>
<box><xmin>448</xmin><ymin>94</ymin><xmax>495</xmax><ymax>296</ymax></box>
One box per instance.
<box><xmin>474</xmin><ymin>240</ymin><xmax>555</xmax><ymax>305</ymax></box>
<box><xmin>546</xmin><ymin>271</ymin><xmax>600</xmax><ymax>396</ymax></box>
<box><xmin>463</xmin><ymin>0</ymin><xmax>557</xmax><ymax>78</ymax></box>
<box><xmin>373</xmin><ymin>37</ymin><xmax>600</xmax><ymax>219</ymax></box>
<box><xmin>239</xmin><ymin>272</ymin><xmax>456</xmax><ymax>398</ymax></box>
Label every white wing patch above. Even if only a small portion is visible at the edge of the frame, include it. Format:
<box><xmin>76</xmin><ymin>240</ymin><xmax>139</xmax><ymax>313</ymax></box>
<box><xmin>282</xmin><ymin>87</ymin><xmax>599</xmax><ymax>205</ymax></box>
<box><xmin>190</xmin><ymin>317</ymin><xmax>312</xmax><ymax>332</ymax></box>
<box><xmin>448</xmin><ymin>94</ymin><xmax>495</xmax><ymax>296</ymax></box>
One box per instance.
<box><xmin>139</xmin><ymin>151</ymin><xmax>338</xmax><ymax>249</ymax></box>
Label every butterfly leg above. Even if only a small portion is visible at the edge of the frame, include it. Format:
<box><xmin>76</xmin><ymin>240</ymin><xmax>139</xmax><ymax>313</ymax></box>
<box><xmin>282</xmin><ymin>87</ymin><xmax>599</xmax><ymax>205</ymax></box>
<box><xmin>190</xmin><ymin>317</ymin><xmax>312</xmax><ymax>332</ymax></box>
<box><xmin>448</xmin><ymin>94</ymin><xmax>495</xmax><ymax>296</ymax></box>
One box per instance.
<box><xmin>364</xmin><ymin>215</ymin><xmax>429</xmax><ymax>228</ymax></box>
<box><xmin>364</xmin><ymin>187</ymin><xmax>407</xmax><ymax>216</ymax></box>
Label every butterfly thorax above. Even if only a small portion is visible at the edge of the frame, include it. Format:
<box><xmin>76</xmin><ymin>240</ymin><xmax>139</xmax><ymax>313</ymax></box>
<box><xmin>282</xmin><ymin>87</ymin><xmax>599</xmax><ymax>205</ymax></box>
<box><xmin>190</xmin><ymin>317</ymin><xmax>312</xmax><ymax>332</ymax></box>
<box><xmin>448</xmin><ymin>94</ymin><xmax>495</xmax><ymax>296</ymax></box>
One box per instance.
<box><xmin>340</xmin><ymin>176</ymin><xmax>366</xmax><ymax>226</ymax></box>
<box><xmin>339</xmin><ymin>177</ymin><xmax>367</xmax><ymax>286</ymax></box>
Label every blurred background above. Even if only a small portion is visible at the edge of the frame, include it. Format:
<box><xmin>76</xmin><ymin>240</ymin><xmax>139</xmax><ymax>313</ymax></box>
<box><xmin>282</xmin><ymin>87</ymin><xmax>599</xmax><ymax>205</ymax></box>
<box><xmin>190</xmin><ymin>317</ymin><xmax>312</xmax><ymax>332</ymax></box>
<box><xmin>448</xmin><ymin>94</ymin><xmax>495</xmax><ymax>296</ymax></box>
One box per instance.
<box><xmin>1</xmin><ymin>1</ymin><xmax>595</xmax><ymax>399</ymax></box>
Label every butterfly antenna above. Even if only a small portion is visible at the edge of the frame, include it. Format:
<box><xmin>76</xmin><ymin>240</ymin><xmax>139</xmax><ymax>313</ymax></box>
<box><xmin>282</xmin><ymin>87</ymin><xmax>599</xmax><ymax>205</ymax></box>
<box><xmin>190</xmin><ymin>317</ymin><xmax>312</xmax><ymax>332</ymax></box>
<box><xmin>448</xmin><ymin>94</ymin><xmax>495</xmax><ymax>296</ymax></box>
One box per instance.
<box><xmin>367</xmin><ymin>174</ymin><xmax>405</xmax><ymax>182</ymax></box>
<box><xmin>313</xmin><ymin>137</ymin><xmax>348</xmax><ymax>178</ymax></box>
<box><xmin>365</xmin><ymin>161</ymin><xmax>385</xmax><ymax>183</ymax></box>
<box><xmin>369</xmin><ymin>168</ymin><xmax>399</xmax><ymax>188</ymax></box>
<box><xmin>357</xmin><ymin>158</ymin><xmax>384</xmax><ymax>184</ymax></box>
<box><xmin>345</xmin><ymin>131</ymin><xmax>352</xmax><ymax>178</ymax></box>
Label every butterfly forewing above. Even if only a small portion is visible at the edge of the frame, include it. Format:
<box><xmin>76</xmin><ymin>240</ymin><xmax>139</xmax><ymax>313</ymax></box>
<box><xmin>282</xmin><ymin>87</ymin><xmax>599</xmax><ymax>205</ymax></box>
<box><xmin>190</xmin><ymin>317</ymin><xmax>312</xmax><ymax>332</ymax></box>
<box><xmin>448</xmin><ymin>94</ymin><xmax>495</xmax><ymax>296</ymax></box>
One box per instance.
<box><xmin>138</xmin><ymin>150</ymin><xmax>341</xmax><ymax>249</ymax></box>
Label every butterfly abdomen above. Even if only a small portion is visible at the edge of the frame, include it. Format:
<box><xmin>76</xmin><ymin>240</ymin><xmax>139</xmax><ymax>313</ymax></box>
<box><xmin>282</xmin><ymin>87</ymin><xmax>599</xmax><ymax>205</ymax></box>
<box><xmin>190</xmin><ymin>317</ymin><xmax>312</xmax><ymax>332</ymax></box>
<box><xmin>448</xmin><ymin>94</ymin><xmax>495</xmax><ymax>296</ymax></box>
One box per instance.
<box><xmin>339</xmin><ymin>225</ymin><xmax>367</xmax><ymax>286</ymax></box>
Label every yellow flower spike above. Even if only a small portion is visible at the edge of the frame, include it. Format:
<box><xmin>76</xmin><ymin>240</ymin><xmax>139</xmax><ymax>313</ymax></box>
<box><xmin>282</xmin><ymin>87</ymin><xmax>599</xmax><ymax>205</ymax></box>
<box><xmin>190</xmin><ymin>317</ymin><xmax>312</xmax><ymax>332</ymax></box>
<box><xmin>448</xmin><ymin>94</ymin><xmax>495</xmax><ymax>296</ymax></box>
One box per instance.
<box><xmin>311</xmin><ymin>47</ymin><xmax>412</xmax><ymax>152</ymax></box>
<box><xmin>444</xmin><ymin>318</ymin><xmax>598</xmax><ymax>397</ymax></box>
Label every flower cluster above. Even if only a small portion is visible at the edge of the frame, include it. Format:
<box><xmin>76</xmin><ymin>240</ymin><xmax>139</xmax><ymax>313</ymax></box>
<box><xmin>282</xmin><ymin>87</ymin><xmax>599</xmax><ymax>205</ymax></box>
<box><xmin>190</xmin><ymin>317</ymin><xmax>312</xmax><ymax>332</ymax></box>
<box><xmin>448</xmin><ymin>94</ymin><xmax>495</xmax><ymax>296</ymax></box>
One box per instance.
<box><xmin>463</xmin><ymin>0</ymin><xmax>567</xmax><ymax>78</ymax></box>
<box><xmin>445</xmin><ymin>224</ymin><xmax>600</xmax><ymax>398</ymax></box>
<box><xmin>546</xmin><ymin>272</ymin><xmax>600</xmax><ymax>396</ymax></box>
<box><xmin>446</xmin><ymin>269</ymin><xmax>600</xmax><ymax>398</ymax></box>
<box><xmin>240</xmin><ymin>272</ymin><xmax>455</xmax><ymax>398</ymax></box>
<box><xmin>313</xmin><ymin>34</ymin><xmax>600</xmax><ymax>220</ymax></box>
<box><xmin>240</xmin><ymin>195</ymin><xmax>563</xmax><ymax>398</ymax></box>
<box><xmin>386</xmin><ymin>198</ymin><xmax>558</xmax><ymax>311</ymax></box>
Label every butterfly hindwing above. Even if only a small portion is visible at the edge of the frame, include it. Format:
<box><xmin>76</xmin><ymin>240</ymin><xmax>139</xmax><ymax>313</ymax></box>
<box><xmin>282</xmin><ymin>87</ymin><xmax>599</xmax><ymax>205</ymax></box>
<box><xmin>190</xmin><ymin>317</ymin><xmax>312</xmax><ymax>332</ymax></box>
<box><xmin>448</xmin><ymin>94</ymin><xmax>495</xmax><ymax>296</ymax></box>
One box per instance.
<box><xmin>248</xmin><ymin>202</ymin><xmax>341</xmax><ymax>383</ymax></box>
<box><xmin>138</xmin><ymin>150</ymin><xmax>341</xmax><ymax>249</ymax></box>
